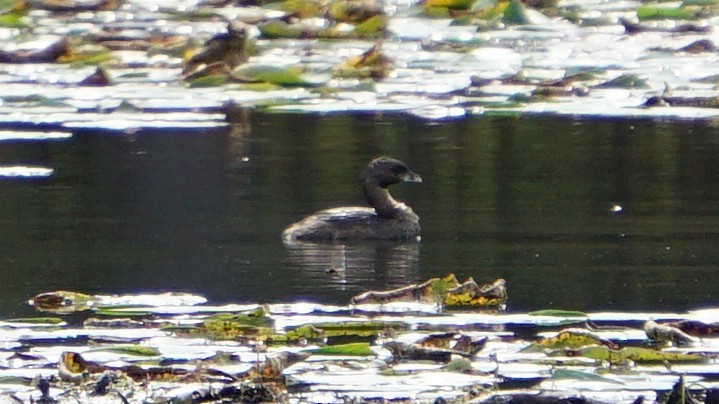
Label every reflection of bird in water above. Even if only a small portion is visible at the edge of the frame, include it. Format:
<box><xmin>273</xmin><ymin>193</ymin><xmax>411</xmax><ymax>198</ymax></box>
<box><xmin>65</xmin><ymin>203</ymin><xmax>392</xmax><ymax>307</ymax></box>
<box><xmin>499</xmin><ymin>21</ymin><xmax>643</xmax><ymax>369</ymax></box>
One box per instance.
<box><xmin>283</xmin><ymin>157</ymin><xmax>422</xmax><ymax>242</ymax></box>
<box><xmin>324</xmin><ymin>245</ymin><xmax>347</xmax><ymax>286</ymax></box>
<box><xmin>283</xmin><ymin>241</ymin><xmax>420</xmax><ymax>294</ymax></box>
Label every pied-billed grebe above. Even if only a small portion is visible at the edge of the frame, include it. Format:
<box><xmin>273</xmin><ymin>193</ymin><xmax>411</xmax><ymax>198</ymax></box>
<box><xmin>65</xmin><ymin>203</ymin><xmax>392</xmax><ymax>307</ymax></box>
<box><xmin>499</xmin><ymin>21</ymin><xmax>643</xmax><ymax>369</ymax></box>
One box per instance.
<box><xmin>283</xmin><ymin>157</ymin><xmax>422</xmax><ymax>242</ymax></box>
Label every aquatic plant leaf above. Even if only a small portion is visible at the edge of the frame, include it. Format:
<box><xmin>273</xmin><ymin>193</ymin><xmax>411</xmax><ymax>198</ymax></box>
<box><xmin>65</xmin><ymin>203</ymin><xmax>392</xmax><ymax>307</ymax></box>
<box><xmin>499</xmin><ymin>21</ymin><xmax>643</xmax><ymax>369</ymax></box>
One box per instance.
<box><xmin>470</xmin><ymin>0</ymin><xmax>508</xmax><ymax>18</ymax></box>
<box><xmin>187</xmin><ymin>73</ymin><xmax>228</xmax><ymax>88</ymax></box>
<box><xmin>503</xmin><ymin>0</ymin><xmax>531</xmax><ymax>24</ymax></box>
<box><xmin>61</xmin><ymin>47</ymin><xmax>114</xmax><ymax>66</ymax></box>
<box><xmin>424</xmin><ymin>0</ymin><xmax>474</xmax><ymax>10</ymax></box>
<box><xmin>671</xmin><ymin>319</ymin><xmax>719</xmax><ymax>336</ymax></box>
<box><xmin>441</xmin><ymin>358</ymin><xmax>473</xmax><ymax>372</ymax></box>
<box><xmin>235</xmin><ymin>64</ymin><xmax>318</xmax><ymax>86</ymax></box>
<box><xmin>311</xmin><ymin>320</ymin><xmax>408</xmax><ymax>333</ymax></box>
<box><xmin>353</xmin><ymin>15</ymin><xmax>388</xmax><ymax>37</ymax></box>
<box><xmin>199</xmin><ymin>308</ymin><xmax>276</xmax><ymax>339</ymax></box>
<box><xmin>443</xmin><ymin>277</ymin><xmax>507</xmax><ymax>309</ymax></box>
<box><xmin>258</xmin><ymin>21</ymin><xmax>312</xmax><ymax>39</ymax></box>
<box><xmin>334</xmin><ymin>43</ymin><xmax>392</xmax><ymax>80</ymax></box>
<box><xmin>327</xmin><ymin>0</ymin><xmax>384</xmax><ymax>23</ymax></box>
<box><xmin>417</xmin><ymin>332</ymin><xmax>457</xmax><ymax>349</ymax></box>
<box><xmin>89</xmin><ymin>345</ymin><xmax>161</xmax><ymax>356</ymax></box>
<box><xmin>644</xmin><ymin>320</ymin><xmax>698</xmax><ymax>346</ymax></box>
<box><xmin>305</xmin><ymin>342</ymin><xmax>374</xmax><ymax>356</ymax></box>
<box><xmin>575</xmin><ymin>346</ymin><xmax>704</xmax><ymax>364</ymax></box>
<box><xmin>30</xmin><ymin>291</ymin><xmax>94</xmax><ymax>314</ymax></box>
<box><xmin>241</xmin><ymin>351</ymin><xmax>310</xmax><ymax>381</ymax></box>
<box><xmin>78</xmin><ymin>66</ymin><xmax>112</xmax><ymax>86</ymax></box>
<box><xmin>595</xmin><ymin>74</ymin><xmax>650</xmax><ymax>89</ymax></box>
<box><xmin>637</xmin><ymin>5</ymin><xmax>696</xmax><ymax>21</ymax></box>
<box><xmin>0</xmin><ymin>9</ymin><xmax>26</xmax><ymax>28</ymax></box>
<box><xmin>384</xmin><ymin>341</ymin><xmax>453</xmax><ymax>362</ymax></box>
<box><xmin>277</xmin><ymin>0</ymin><xmax>323</xmax><ymax>18</ymax></box>
<box><xmin>61</xmin><ymin>351</ymin><xmax>190</xmax><ymax>382</ymax></box>
<box><xmin>277</xmin><ymin>324</ymin><xmax>325</xmax><ymax>342</ymax></box>
<box><xmin>0</xmin><ymin>37</ymin><xmax>70</xmax><ymax>63</ymax></box>
<box><xmin>550</xmin><ymin>368</ymin><xmax>623</xmax><ymax>384</ymax></box>
<box><xmin>0</xmin><ymin>376</ymin><xmax>33</xmax><ymax>385</ymax></box>
<box><xmin>529</xmin><ymin>310</ymin><xmax>588</xmax><ymax>317</ymax></box>
<box><xmin>60</xmin><ymin>352</ymin><xmax>106</xmax><ymax>376</ymax></box>
<box><xmin>351</xmin><ymin>273</ymin><xmax>460</xmax><ymax>304</ymax></box>
<box><xmin>4</xmin><ymin>317</ymin><xmax>64</xmax><ymax>324</ymax></box>
<box><xmin>95</xmin><ymin>308</ymin><xmax>153</xmax><ymax>316</ymax></box>
<box><xmin>524</xmin><ymin>329</ymin><xmax>619</xmax><ymax>352</ymax></box>
<box><xmin>0</xmin><ymin>0</ymin><xmax>24</xmax><ymax>13</ymax></box>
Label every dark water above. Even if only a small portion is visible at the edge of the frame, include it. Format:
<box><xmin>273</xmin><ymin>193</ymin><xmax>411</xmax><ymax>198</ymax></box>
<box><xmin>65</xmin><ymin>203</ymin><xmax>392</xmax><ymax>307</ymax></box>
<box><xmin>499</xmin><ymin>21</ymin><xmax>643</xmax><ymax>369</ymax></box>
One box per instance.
<box><xmin>2</xmin><ymin>112</ymin><xmax>719</xmax><ymax>317</ymax></box>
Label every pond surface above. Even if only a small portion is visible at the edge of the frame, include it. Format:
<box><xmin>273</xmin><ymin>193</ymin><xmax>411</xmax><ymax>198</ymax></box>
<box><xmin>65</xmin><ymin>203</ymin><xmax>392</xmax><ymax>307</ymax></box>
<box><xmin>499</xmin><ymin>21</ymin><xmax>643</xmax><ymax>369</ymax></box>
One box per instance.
<box><xmin>1</xmin><ymin>112</ymin><xmax>719</xmax><ymax>317</ymax></box>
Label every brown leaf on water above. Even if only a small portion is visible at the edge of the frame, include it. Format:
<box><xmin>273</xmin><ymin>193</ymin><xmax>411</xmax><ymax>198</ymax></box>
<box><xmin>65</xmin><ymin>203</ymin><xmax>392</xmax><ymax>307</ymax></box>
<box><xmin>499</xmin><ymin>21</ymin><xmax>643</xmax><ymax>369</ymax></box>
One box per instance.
<box><xmin>416</xmin><ymin>333</ymin><xmax>487</xmax><ymax>355</ymax></box>
<box><xmin>671</xmin><ymin>320</ymin><xmax>719</xmax><ymax>336</ymax></box>
<box><xmin>78</xmin><ymin>67</ymin><xmax>112</xmax><ymax>86</ymax></box>
<box><xmin>240</xmin><ymin>351</ymin><xmax>310</xmax><ymax>382</ymax></box>
<box><xmin>334</xmin><ymin>42</ymin><xmax>393</xmax><ymax>80</ymax></box>
<box><xmin>0</xmin><ymin>37</ymin><xmax>71</xmax><ymax>63</ymax></box>
<box><xmin>59</xmin><ymin>352</ymin><xmax>107</xmax><ymax>380</ymax></box>
<box><xmin>385</xmin><ymin>341</ymin><xmax>476</xmax><ymax>363</ymax></box>
<box><xmin>351</xmin><ymin>273</ymin><xmax>460</xmax><ymax>305</ymax></box>
<box><xmin>417</xmin><ymin>332</ymin><xmax>457</xmax><ymax>349</ymax></box>
<box><xmin>644</xmin><ymin>320</ymin><xmax>699</xmax><ymax>346</ymax></box>
<box><xmin>524</xmin><ymin>328</ymin><xmax>620</xmax><ymax>352</ymax></box>
<box><xmin>31</xmin><ymin>291</ymin><xmax>94</xmax><ymax>314</ymax></box>
<box><xmin>443</xmin><ymin>277</ymin><xmax>507</xmax><ymax>309</ymax></box>
<box><xmin>60</xmin><ymin>352</ymin><xmax>192</xmax><ymax>383</ymax></box>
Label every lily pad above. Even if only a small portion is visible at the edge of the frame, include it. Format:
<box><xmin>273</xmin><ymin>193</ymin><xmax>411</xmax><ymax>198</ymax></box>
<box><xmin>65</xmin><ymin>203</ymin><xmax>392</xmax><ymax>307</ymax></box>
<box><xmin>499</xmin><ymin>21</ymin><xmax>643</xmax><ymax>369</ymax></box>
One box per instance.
<box><xmin>637</xmin><ymin>5</ymin><xmax>696</xmax><ymax>21</ymax></box>
<box><xmin>305</xmin><ymin>342</ymin><xmax>375</xmax><ymax>356</ymax></box>
<box><xmin>235</xmin><ymin>64</ymin><xmax>324</xmax><ymax>87</ymax></box>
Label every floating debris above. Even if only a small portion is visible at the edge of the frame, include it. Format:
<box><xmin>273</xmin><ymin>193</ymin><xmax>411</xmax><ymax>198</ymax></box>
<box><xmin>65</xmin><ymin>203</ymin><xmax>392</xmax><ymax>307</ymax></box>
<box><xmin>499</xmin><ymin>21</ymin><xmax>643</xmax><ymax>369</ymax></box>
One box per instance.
<box><xmin>4</xmin><ymin>282</ymin><xmax>719</xmax><ymax>402</ymax></box>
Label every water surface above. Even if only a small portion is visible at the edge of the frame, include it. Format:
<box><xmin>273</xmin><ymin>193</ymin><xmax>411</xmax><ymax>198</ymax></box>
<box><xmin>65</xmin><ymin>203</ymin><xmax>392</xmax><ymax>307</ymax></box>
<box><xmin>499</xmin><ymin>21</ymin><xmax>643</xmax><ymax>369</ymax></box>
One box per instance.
<box><xmin>1</xmin><ymin>113</ymin><xmax>718</xmax><ymax>316</ymax></box>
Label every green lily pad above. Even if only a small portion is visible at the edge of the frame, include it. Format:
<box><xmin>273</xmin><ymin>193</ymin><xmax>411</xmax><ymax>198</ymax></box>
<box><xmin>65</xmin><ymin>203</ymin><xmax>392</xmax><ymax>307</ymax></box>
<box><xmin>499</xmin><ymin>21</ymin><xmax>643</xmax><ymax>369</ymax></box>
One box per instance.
<box><xmin>305</xmin><ymin>342</ymin><xmax>375</xmax><ymax>356</ymax></box>
<box><xmin>235</xmin><ymin>64</ymin><xmax>323</xmax><ymax>87</ymax></box>
<box><xmin>503</xmin><ymin>0</ymin><xmax>531</xmax><ymax>24</ymax></box>
<box><xmin>89</xmin><ymin>345</ymin><xmax>161</xmax><ymax>356</ymax></box>
<box><xmin>4</xmin><ymin>317</ymin><xmax>65</xmax><ymax>324</ymax></box>
<box><xmin>576</xmin><ymin>346</ymin><xmax>704</xmax><ymax>364</ymax></box>
<box><xmin>551</xmin><ymin>368</ymin><xmax>624</xmax><ymax>384</ymax></box>
<box><xmin>636</xmin><ymin>5</ymin><xmax>696</xmax><ymax>21</ymax></box>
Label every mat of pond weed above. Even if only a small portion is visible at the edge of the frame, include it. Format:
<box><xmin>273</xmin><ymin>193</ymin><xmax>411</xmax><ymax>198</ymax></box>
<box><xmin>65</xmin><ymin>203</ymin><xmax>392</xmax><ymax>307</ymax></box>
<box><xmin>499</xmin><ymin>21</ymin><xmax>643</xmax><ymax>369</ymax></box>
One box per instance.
<box><xmin>3</xmin><ymin>0</ymin><xmax>719</xmax><ymax>127</ymax></box>
<box><xmin>2</xmin><ymin>276</ymin><xmax>719</xmax><ymax>403</ymax></box>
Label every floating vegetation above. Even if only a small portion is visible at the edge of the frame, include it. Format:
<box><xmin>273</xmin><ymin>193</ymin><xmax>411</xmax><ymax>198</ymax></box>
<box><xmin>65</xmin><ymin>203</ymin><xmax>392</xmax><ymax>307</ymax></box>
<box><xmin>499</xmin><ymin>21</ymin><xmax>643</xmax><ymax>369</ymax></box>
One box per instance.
<box><xmin>7</xmin><ymin>278</ymin><xmax>719</xmax><ymax>402</ymax></box>
<box><xmin>0</xmin><ymin>0</ymin><xmax>717</xmax><ymax>122</ymax></box>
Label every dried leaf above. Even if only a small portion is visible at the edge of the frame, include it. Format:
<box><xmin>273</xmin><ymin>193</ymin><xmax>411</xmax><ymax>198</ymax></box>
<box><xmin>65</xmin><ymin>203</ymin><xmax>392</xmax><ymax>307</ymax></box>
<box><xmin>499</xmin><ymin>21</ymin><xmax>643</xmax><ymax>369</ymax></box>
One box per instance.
<box><xmin>524</xmin><ymin>329</ymin><xmax>620</xmax><ymax>352</ymax></box>
<box><xmin>443</xmin><ymin>277</ymin><xmax>507</xmax><ymax>309</ymax></box>
<box><xmin>644</xmin><ymin>320</ymin><xmax>699</xmax><ymax>346</ymax></box>
<box><xmin>31</xmin><ymin>291</ymin><xmax>94</xmax><ymax>314</ymax></box>
<box><xmin>351</xmin><ymin>273</ymin><xmax>460</xmax><ymax>304</ymax></box>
